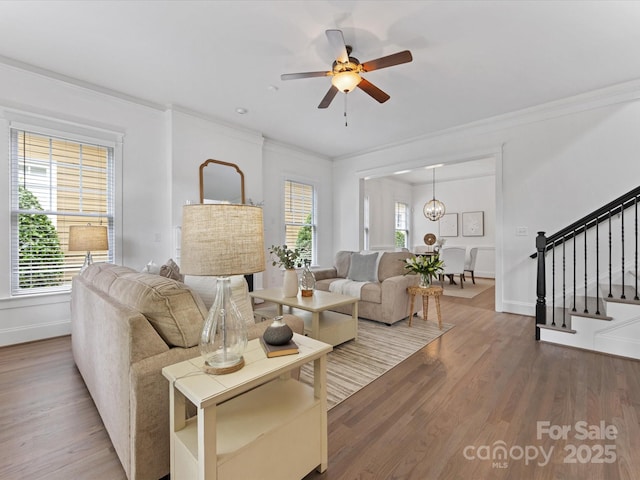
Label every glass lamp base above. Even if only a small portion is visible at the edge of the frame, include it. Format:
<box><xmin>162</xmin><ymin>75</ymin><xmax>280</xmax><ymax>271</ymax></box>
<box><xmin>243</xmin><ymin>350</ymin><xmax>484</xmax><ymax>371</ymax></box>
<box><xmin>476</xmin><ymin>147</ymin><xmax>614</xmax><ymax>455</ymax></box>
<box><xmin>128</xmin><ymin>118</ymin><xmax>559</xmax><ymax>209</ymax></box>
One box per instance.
<box><xmin>202</xmin><ymin>355</ymin><xmax>245</xmax><ymax>375</ymax></box>
<box><xmin>80</xmin><ymin>251</ymin><xmax>93</xmax><ymax>273</ymax></box>
<box><xmin>199</xmin><ymin>276</ymin><xmax>248</xmax><ymax>375</ymax></box>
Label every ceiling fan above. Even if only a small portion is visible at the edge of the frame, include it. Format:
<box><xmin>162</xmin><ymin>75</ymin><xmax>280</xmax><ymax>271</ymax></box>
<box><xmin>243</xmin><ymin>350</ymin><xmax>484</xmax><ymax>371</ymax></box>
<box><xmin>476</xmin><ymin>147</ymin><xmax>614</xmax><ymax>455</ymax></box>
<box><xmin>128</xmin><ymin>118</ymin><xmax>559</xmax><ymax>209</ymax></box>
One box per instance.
<box><xmin>281</xmin><ymin>29</ymin><xmax>413</xmax><ymax>109</ymax></box>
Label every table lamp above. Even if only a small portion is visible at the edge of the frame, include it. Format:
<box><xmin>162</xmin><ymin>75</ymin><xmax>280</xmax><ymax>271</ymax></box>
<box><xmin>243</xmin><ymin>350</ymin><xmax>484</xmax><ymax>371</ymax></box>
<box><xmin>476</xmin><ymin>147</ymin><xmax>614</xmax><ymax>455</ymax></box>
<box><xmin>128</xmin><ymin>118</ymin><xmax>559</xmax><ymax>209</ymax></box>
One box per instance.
<box><xmin>181</xmin><ymin>204</ymin><xmax>265</xmax><ymax>374</ymax></box>
<box><xmin>68</xmin><ymin>224</ymin><xmax>109</xmax><ymax>273</ymax></box>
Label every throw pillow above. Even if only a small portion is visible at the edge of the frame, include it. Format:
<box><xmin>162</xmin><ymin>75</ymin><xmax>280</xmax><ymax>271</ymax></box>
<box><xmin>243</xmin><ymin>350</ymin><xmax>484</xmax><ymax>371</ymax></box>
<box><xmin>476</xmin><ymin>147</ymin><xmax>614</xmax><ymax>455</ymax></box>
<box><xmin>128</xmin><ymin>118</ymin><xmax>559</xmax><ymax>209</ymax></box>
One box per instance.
<box><xmin>183</xmin><ymin>275</ymin><xmax>255</xmax><ymax>327</ymax></box>
<box><xmin>347</xmin><ymin>252</ymin><xmax>379</xmax><ymax>282</ymax></box>
<box><xmin>159</xmin><ymin>258</ymin><xmax>184</xmax><ymax>282</ymax></box>
<box><xmin>141</xmin><ymin>260</ymin><xmax>160</xmax><ymax>275</ymax></box>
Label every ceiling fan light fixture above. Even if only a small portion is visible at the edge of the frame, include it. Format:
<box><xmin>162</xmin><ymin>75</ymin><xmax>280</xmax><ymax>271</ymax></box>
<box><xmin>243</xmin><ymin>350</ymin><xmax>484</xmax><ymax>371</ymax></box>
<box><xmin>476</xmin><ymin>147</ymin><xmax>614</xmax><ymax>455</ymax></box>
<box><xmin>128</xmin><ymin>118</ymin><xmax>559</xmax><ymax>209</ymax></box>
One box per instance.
<box><xmin>331</xmin><ymin>71</ymin><xmax>362</xmax><ymax>93</ymax></box>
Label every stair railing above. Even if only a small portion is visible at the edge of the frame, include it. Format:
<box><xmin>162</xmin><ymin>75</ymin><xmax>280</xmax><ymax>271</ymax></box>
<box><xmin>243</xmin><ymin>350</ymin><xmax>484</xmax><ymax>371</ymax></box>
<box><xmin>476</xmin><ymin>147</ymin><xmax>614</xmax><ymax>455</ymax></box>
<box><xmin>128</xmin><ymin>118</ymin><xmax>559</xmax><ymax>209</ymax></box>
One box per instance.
<box><xmin>532</xmin><ymin>185</ymin><xmax>640</xmax><ymax>340</ymax></box>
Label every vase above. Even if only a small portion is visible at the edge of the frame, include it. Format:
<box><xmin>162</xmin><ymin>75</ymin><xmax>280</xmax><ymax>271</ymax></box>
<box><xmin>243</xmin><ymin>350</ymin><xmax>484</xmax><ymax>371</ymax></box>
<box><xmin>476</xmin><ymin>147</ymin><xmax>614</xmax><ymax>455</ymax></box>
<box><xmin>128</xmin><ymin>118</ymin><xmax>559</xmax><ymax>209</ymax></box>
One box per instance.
<box><xmin>263</xmin><ymin>315</ymin><xmax>294</xmax><ymax>345</ymax></box>
<box><xmin>419</xmin><ymin>273</ymin><xmax>431</xmax><ymax>288</ymax></box>
<box><xmin>282</xmin><ymin>268</ymin><xmax>299</xmax><ymax>297</ymax></box>
<box><xmin>299</xmin><ymin>259</ymin><xmax>316</xmax><ymax>297</ymax></box>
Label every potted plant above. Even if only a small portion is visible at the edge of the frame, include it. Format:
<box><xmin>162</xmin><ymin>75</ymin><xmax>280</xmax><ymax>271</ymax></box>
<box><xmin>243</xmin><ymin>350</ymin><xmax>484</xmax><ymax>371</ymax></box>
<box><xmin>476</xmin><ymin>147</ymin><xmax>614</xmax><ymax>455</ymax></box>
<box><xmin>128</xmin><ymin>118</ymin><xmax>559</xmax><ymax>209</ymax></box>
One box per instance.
<box><xmin>403</xmin><ymin>254</ymin><xmax>445</xmax><ymax>288</ymax></box>
<box><xmin>269</xmin><ymin>245</ymin><xmax>306</xmax><ymax>297</ymax></box>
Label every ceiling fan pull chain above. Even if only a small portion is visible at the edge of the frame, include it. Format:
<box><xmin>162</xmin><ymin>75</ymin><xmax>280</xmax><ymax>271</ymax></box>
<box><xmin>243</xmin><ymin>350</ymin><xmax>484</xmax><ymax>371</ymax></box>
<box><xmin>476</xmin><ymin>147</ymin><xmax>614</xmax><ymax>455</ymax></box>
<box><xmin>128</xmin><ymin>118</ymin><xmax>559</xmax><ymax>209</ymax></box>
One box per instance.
<box><xmin>344</xmin><ymin>93</ymin><xmax>348</xmax><ymax>127</ymax></box>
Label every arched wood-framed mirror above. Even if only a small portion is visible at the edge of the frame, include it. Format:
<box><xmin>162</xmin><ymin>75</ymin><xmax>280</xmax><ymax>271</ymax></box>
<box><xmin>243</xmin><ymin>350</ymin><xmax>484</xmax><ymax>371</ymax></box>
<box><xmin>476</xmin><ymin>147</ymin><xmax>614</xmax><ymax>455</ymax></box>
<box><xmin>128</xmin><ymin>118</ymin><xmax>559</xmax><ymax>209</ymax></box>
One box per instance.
<box><xmin>199</xmin><ymin>159</ymin><xmax>245</xmax><ymax>204</ymax></box>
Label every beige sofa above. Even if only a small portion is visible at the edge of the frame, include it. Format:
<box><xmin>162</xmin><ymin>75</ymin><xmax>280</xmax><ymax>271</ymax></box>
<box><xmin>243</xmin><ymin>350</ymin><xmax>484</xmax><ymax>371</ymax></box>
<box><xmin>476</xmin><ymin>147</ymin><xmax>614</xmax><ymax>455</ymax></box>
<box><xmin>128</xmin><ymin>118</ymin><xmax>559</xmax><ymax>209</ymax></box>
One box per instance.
<box><xmin>71</xmin><ymin>263</ymin><xmax>303</xmax><ymax>480</ymax></box>
<box><xmin>312</xmin><ymin>250</ymin><xmax>419</xmax><ymax>325</ymax></box>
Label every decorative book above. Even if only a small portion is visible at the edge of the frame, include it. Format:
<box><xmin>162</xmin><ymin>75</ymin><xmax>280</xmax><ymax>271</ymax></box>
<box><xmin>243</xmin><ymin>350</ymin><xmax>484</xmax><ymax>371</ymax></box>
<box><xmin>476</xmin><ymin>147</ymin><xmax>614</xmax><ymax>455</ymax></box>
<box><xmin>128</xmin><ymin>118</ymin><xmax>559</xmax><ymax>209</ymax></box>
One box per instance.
<box><xmin>260</xmin><ymin>337</ymin><xmax>299</xmax><ymax>358</ymax></box>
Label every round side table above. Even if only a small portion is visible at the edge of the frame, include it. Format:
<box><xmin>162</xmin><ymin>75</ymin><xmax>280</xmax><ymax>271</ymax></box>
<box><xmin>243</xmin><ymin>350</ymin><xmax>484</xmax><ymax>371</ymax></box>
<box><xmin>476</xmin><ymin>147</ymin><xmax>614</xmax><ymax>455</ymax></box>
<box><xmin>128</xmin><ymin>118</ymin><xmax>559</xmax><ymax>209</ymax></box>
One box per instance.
<box><xmin>407</xmin><ymin>285</ymin><xmax>443</xmax><ymax>329</ymax></box>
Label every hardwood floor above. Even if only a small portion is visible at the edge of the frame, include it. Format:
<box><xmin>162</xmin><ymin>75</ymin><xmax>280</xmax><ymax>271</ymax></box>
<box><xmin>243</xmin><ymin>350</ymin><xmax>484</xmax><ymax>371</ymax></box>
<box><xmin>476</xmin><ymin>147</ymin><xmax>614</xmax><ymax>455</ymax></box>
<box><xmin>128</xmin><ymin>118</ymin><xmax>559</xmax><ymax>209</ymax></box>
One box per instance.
<box><xmin>2</xmin><ymin>286</ymin><xmax>639</xmax><ymax>479</ymax></box>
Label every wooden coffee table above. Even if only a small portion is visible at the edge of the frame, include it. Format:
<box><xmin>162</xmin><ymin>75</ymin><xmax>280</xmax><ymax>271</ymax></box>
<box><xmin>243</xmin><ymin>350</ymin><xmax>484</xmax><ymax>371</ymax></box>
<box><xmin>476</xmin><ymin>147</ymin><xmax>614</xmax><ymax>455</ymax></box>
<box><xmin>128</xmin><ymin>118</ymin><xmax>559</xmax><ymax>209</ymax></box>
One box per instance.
<box><xmin>250</xmin><ymin>289</ymin><xmax>358</xmax><ymax>346</ymax></box>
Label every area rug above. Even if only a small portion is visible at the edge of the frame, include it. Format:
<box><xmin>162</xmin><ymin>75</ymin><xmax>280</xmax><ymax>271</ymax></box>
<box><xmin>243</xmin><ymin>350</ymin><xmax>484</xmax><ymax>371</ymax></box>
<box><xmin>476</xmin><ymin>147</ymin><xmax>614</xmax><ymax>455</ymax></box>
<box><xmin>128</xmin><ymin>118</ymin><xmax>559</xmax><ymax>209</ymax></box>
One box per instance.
<box><xmin>299</xmin><ymin>317</ymin><xmax>454</xmax><ymax>409</ymax></box>
<box><xmin>441</xmin><ymin>277</ymin><xmax>494</xmax><ymax>299</ymax></box>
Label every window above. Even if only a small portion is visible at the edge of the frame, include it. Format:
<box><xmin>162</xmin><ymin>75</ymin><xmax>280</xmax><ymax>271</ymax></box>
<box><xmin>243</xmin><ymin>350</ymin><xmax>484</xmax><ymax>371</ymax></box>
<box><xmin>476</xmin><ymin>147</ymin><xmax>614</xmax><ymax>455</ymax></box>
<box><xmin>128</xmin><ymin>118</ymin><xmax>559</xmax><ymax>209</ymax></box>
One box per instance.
<box><xmin>395</xmin><ymin>201</ymin><xmax>409</xmax><ymax>249</ymax></box>
<box><xmin>10</xmin><ymin>128</ymin><xmax>114</xmax><ymax>295</ymax></box>
<box><xmin>284</xmin><ymin>180</ymin><xmax>315</xmax><ymax>264</ymax></box>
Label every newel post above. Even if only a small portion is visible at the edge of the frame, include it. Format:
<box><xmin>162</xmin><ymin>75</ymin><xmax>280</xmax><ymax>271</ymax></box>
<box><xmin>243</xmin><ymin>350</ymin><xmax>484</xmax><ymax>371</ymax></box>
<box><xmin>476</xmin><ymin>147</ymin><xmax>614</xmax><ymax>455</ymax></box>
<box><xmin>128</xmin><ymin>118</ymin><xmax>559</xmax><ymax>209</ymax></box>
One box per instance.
<box><xmin>535</xmin><ymin>231</ymin><xmax>547</xmax><ymax>340</ymax></box>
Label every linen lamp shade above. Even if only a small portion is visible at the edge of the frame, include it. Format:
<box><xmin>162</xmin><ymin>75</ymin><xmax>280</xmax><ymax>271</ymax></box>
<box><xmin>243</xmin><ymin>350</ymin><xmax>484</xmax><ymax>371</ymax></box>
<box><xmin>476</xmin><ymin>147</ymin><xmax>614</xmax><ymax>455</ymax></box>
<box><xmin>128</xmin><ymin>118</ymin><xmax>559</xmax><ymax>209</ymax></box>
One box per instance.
<box><xmin>181</xmin><ymin>204</ymin><xmax>265</xmax><ymax>276</ymax></box>
<box><xmin>68</xmin><ymin>225</ymin><xmax>108</xmax><ymax>252</ymax></box>
<box><xmin>69</xmin><ymin>224</ymin><xmax>109</xmax><ymax>273</ymax></box>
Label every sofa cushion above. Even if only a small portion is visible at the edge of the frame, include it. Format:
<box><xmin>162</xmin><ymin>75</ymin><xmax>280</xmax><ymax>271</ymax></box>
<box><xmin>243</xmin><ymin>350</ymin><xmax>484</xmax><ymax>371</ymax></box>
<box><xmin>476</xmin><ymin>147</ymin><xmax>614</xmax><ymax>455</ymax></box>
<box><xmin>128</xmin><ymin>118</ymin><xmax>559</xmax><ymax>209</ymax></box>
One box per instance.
<box><xmin>83</xmin><ymin>263</ymin><xmax>137</xmax><ymax>290</ymax></box>
<box><xmin>183</xmin><ymin>275</ymin><xmax>255</xmax><ymax>327</ymax></box>
<box><xmin>108</xmin><ymin>273</ymin><xmax>207</xmax><ymax>348</ymax></box>
<box><xmin>360</xmin><ymin>282</ymin><xmax>382</xmax><ymax>303</ymax></box>
<box><xmin>347</xmin><ymin>252</ymin><xmax>379</xmax><ymax>282</ymax></box>
<box><xmin>378</xmin><ymin>251</ymin><xmax>414</xmax><ymax>281</ymax></box>
<box><xmin>335</xmin><ymin>251</ymin><xmax>352</xmax><ymax>278</ymax></box>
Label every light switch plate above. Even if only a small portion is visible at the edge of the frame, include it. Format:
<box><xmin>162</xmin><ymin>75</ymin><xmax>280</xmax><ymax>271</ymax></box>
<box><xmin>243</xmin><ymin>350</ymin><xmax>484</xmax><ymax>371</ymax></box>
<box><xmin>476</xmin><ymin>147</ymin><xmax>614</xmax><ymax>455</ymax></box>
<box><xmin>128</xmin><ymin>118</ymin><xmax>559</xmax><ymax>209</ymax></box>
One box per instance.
<box><xmin>516</xmin><ymin>226</ymin><xmax>528</xmax><ymax>236</ymax></box>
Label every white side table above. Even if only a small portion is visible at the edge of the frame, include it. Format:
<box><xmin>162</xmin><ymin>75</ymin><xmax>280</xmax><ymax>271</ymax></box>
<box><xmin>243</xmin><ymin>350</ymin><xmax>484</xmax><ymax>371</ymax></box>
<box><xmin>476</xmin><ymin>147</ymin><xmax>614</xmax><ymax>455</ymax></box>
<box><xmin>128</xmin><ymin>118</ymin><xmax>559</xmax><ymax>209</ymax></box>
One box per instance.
<box><xmin>162</xmin><ymin>333</ymin><xmax>332</xmax><ymax>480</ymax></box>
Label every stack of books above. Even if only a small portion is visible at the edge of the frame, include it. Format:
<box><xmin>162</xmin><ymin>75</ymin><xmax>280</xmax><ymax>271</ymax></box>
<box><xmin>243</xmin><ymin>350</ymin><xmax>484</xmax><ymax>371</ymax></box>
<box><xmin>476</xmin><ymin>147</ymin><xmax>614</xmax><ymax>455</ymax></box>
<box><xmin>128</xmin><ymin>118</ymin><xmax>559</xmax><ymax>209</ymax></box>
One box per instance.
<box><xmin>259</xmin><ymin>337</ymin><xmax>299</xmax><ymax>358</ymax></box>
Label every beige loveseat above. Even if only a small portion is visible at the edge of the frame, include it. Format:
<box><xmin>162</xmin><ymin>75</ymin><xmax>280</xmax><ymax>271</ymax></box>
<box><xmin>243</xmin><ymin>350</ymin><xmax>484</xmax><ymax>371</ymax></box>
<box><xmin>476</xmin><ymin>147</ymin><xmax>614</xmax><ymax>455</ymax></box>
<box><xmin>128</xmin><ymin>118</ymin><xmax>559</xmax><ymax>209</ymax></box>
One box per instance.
<box><xmin>71</xmin><ymin>263</ymin><xmax>303</xmax><ymax>480</ymax></box>
<box><xmin>312</xmin><ymin>250</ymin><xmax>419</xmax><ymax>325</ymax></box>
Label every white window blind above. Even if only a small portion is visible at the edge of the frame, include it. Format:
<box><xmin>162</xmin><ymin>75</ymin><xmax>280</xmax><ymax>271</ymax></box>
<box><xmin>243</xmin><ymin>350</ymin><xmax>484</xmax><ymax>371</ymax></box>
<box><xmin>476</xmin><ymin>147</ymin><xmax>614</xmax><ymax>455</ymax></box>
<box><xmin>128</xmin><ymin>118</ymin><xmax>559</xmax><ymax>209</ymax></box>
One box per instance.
<box><xmin>284</xmin><ymin>180</ymin><xmax>315</xmax><ymax>263</ymax></box>
<box><xmin>10</xmin><ymin>128</ymin><xmax>114</xmax><ymax>295</ymax></box>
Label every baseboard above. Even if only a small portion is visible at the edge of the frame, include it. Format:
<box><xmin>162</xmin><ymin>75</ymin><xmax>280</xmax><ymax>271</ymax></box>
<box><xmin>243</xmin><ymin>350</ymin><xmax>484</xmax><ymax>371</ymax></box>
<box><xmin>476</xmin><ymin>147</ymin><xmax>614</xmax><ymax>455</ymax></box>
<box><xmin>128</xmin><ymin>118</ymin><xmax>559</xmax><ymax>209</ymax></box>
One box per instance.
<box><xmin>501</xmin><ymin>300</ymin><xmax>535</xmax><ymax>317</ymax></box>
<box><xmin>474</xmin><ymin>270</ymin><xmax>495</xmax><ymax>279</ymax></box>
<box><xmin>0</xmin><ymin>320</ymin><xmax>71</xmax><ymax>347</ymax></box>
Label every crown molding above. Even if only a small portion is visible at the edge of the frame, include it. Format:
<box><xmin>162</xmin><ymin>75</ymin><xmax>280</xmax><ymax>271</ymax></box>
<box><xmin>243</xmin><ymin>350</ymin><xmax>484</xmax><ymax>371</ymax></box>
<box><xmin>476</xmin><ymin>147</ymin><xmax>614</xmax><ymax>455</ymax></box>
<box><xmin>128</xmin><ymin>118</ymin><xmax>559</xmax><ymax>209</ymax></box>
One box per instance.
<box><xmin>0</xmin><ymin>55</ymin><xmax>166</xmax><ymax>112</ymax></box>
<box><xmin>263</xmin><ymin>137</ymin><xmax>331</xmax><ymax>161</ymax></box>
<box><xmin>337</xmin><ymin>78</ymin><xmax>640</xmax><ymax>162</ymax></box>
<box><xmin>167</xmin><ymin>105</ymin><xmax>265</xmax><ymax>147</ymax></box>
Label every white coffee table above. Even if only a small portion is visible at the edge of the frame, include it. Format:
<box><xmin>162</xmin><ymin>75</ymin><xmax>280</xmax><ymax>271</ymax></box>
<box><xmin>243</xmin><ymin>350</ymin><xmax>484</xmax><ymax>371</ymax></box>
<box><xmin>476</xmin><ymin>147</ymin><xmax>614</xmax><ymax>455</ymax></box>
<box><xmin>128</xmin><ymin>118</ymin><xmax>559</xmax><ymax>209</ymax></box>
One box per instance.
<box><xmin>250</xmin><ymin>288</ymin><xmax>359</xmax><ymax>346</ymax></box>
<box><xmin>162</xmin><ymin>334</ymin><xmax>332</xmax><ymax>480</ymax></box>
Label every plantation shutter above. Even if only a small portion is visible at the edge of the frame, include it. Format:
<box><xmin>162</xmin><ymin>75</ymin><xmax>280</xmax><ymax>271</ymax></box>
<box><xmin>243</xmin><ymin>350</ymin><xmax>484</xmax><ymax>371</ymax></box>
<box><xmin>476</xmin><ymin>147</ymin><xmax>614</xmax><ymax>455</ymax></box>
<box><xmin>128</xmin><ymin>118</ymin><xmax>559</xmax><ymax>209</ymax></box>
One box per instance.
<box><xmin>10</xmin><ymin>128</ymin><xmax>114</xmax><ymax>295</ymax></box>
<box><xmin>284</xmin><ymin>180</ymin><xmax>315</xmax><ymax>263</ymax></box>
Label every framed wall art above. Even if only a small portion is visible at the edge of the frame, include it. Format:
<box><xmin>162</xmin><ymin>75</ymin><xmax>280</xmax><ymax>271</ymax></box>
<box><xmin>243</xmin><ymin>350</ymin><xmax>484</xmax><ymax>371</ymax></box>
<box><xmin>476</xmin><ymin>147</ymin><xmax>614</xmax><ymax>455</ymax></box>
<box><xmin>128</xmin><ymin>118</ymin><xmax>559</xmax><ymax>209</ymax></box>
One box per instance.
<box><xmin>462</xmin><ymin>211</ymin><xmax>484</xmax><ymax>237</ymax></box>
<box><xmin>439</xmin><ymin>213</ymin><xmax>458</xmax><ymax>237</ymax></box>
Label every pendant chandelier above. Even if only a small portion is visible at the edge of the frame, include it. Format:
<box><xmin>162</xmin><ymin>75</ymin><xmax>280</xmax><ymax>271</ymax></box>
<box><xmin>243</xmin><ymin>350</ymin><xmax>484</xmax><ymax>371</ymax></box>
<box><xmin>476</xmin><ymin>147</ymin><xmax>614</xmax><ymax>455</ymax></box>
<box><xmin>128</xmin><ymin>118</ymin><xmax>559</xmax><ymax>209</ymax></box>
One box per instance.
<box><xmin>423</xmin><ymin>168</ymin><xmax>446</xmax><ymax>221</ymax></box>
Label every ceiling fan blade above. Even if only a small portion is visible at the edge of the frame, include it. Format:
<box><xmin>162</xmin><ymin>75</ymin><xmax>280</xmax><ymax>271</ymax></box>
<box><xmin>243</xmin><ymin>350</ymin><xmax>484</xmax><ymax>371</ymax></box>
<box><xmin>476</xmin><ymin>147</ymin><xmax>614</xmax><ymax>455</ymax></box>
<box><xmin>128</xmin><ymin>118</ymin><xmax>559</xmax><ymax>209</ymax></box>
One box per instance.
<box><xmin>326</xmin><ymin>29</ymin><xmax>349</xmax><ymax>63</ymax></box>
<box><xmin>281</xmin><ymin>71</ymin><xmax>331</xmax><ymax>81</ymax></box>
<box><xmin>361</xmin><ymin>50</ymin><xmax>413</xmax><ymax>72</ymax></box>
<box><xmin>357</xmin><ymin>78</ymin><xmax>390</xmax><ymax>103</ymax></box>
<box><xmin>318</xmin><ymin>85</ymin><xmax>339</xmax><ymax>109</ymax></box>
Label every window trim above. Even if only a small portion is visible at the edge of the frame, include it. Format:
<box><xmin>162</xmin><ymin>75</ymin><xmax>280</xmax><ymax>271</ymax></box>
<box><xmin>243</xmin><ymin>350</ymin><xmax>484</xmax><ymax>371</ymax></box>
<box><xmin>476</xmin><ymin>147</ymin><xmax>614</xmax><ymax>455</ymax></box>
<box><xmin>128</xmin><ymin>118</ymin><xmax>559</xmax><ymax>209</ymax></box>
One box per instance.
<box><xmin>8</xmin><ymin>120</ymin><xmax>121</xmax><ymax>297</ymax></box>
<box><xmin>395</xmin><ymin>201</ymin><xmax>409</xmax><ymax>249</ymax></box>
<box><xmin>282</xmin><ymin>178</ymin><xmax>317</xmax><ymax>265</ymax></box>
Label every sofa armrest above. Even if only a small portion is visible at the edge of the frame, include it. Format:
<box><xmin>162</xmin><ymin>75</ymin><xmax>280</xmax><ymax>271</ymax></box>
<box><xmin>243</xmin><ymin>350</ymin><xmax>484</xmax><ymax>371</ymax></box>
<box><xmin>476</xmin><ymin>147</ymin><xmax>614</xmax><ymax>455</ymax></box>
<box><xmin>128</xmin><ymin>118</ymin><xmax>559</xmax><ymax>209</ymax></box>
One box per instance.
<box><xmin>311</xmin><ymin>267</ymin><xmax>338</xmax><ymax>281</ymax></box>
<box><xmin>129</xmin><ymin>346</ymin><xmax>200</xmax><ymax>480</ymax></box>
<box><xmin>380</xmin><ymin>274</ymin><xmax>420</xmax><ymax>323</ymax></box>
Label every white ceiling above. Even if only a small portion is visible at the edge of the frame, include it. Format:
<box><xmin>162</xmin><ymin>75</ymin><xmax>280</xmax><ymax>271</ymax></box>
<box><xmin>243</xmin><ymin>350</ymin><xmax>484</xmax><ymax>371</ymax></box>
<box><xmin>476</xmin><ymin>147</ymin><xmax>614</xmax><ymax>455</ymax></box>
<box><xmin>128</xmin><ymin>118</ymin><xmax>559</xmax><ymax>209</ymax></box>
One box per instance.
<box><xmin>1</xmin><ymin>0</ymin><xmax>640</xmax><ymax>164</ymax></box>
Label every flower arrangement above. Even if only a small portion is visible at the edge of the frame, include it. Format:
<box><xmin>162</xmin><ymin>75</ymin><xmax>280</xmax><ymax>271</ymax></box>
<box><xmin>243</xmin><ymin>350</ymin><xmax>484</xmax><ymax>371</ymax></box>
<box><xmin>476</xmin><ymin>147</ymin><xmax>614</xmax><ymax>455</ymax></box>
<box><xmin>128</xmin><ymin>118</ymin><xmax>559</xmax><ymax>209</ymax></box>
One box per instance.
<box><xmin>269</xmin><ymin>244</ymin><xmax>306</xmax><ymax>270</ymax></box>
<box><xmin>403</xmin><ymin>254</ymin><xmax>444</xmax><ymax>287</ymax></box>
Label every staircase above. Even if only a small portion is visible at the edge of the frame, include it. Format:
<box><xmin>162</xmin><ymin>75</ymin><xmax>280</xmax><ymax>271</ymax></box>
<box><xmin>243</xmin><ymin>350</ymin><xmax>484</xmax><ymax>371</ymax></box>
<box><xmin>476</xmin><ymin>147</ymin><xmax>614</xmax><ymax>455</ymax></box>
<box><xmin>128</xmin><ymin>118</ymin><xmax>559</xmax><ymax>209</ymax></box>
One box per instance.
<box><xmin>532</xmin><ymin>186</ymin><xmax>640</xmax><ymax>360</ymax></box>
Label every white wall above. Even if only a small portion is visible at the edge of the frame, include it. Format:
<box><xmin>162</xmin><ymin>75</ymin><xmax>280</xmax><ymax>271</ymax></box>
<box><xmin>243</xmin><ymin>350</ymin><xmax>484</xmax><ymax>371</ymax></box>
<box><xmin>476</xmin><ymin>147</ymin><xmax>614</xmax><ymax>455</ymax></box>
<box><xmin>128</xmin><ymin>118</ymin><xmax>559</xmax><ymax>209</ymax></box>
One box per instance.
<box><xmin>168</xmin><ymin>109</ymin><xmax>265</xmax><ymax>266</ymax></box>
<box><xmin>412</xmin><ymin>174</ymin><xmax>496</xmax><ymax>277</ymax></box>
<box><xmin>363</xmin><ymin>177</ymin><xmax>413</xmax><ymax>250</ymax></box>
<box><xmin>412</xmin><ymin>175</ymin><xmax>495</xmax><ymax>249</ymax></box>
<box><xmin>0</xmin><ymin>65</ymin><xmax>330</xmax><ymax>346</ymax></box>
<box><xmin>0</xmin><ymin>63</ymin><xmax>169</xmax><ymax>346</ymax></box>
<box><xmin>262</xmin><ymin>140</ymin><xmax>333</xmax><ymax>287</ymax></box>
<box><xmin>333</xmin><ymin>82</ymin><xmax>640</xmax><ymax>315</ymax></box>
